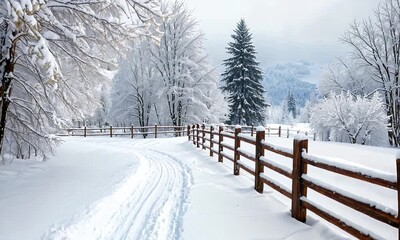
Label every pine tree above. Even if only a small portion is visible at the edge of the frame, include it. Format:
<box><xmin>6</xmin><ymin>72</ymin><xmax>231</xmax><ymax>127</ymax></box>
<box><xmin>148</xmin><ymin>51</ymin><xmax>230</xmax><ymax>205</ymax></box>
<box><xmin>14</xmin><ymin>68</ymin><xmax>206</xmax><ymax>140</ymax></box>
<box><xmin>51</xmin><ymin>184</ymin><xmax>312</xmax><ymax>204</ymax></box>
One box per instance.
<box><xmin>287</xmin><ymin>91</ymin><xmax>297</xmax><ymax>118</ymax></box>
<box><xmin>221</xmin><ymin>19</ymin><xmax>267</xmax><ymax>126</ymax></box>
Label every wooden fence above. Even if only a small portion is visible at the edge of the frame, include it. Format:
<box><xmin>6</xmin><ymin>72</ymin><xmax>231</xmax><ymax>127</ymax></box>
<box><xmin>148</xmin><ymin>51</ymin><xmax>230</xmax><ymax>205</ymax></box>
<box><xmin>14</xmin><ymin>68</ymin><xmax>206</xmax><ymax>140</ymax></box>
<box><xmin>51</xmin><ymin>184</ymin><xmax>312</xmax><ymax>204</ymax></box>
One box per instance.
<box><xmin>222</xmin><ymin>124</ymin><xmax>317</xmax><ymax>140</ymax></box>
<box><xmin>58</xmin><ymin>125</ymin><xmax>187</xmax><ymax>138</ymax></box>
<box><xmin>188</xmin><ymin>124</ymin><xmax>400</xmax><ymax>240</ymax></box>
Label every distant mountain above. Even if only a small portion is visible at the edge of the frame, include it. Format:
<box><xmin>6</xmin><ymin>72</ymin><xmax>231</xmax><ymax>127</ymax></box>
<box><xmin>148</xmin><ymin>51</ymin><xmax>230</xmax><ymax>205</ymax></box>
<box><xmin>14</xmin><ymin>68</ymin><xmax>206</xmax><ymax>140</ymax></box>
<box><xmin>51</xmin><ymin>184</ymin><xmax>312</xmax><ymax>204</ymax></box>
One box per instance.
<box><xmin>262</xmin><ymin>61</ymin><xmax>323</xmax><ymax>107</ymax></box>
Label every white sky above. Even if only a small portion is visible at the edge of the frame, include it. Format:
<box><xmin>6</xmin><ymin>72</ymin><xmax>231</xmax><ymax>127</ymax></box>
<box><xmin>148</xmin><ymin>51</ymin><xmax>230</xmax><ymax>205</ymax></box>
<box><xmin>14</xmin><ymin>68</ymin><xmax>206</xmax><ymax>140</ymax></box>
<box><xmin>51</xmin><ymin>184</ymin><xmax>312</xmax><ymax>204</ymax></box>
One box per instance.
<box><xmin>184</xmin><ymin>0</ymin><xmax>381</xmax><ymax>67</ymax></box>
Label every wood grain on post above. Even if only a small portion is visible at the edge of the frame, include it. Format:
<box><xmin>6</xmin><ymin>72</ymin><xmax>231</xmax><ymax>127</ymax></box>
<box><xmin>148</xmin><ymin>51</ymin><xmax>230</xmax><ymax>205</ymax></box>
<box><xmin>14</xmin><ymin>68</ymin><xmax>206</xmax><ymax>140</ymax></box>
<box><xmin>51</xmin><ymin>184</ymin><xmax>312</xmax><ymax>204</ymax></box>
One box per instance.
<box><xmin>255</xmin><ymin>128</ymin><xmax>265</xmax><ymax>193</ymax></box>
<box><xmin>84</xmin><ymin>126</ymin><xmax>87</xmax><ymax>137</ymax></box>
<box><xmin>218</xmin><ymin>126</ymin><xmax>224</xmax><ymax>162</ymax></box>
<box><xmin>234</xmin><ymin>126</ymin><xmax>241</xmax><ymax>175</ymax></box>
<box><xmin>210</xmin><ymin>126</ymin><xmax>214</xmax><ymax>157</ymax></box>
<box><xmin>201</xmin><ymin>124</ymin><xmax>206</xmax><ymax>150</ymax></box>
<box><xmin>291</xmin><ymin>138</ymin><xmax>308</xmax><ymax>222</ymax></box>
<box><xmin>155</xmin><ymin>125</ymin><xmax>158</xmax><ymax>138</ymax></box>
<box><xmin>110</xmin><ymin>126</ymin><xmax>113</xmax><ymax>138</ymax></box>
<box><xmin>196</xmin><ymin>124</ymin><xmax>200</xmax><ymax>148</ymax></box>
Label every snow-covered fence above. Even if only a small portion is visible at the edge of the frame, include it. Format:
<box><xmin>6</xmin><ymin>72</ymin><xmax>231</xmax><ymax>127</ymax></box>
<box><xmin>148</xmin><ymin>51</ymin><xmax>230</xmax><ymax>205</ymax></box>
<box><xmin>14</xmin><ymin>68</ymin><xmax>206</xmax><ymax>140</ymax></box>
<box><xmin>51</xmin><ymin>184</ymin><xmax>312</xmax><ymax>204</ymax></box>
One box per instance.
<box><xmin>189</xmin><ymin>124</ymin><xmax>399</xmax><ymax>240</ymax></box>
<box><xmin>223</xmin><ymin>124</ymin><xmax>317</xmax><ymax>141</ymax></box>
<box><xmin>58</xmin><ymin>125</ymin><xmax>187</xmax><ymax>138</ymax></box>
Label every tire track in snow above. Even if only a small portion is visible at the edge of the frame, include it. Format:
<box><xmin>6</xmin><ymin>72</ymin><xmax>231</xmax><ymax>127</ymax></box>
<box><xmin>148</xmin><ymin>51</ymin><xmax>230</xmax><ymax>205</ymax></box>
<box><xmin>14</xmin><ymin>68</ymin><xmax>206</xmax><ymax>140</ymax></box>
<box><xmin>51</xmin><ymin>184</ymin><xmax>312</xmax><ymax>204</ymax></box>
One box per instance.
<box><xmin>44</xmin><ymin>143</ymin><xmax>192</xmax><ymax>240</ymax></box>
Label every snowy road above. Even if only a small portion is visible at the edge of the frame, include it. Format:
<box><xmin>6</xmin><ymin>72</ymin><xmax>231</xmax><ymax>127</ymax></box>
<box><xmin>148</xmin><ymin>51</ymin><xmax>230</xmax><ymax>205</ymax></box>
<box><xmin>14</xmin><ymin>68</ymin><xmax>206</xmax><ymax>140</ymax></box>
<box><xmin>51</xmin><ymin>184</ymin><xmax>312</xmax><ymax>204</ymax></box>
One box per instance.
<box><xmin>45</xmin><ymin>141</ymin><xmax>192</xmax><ymax>240</ymax></box>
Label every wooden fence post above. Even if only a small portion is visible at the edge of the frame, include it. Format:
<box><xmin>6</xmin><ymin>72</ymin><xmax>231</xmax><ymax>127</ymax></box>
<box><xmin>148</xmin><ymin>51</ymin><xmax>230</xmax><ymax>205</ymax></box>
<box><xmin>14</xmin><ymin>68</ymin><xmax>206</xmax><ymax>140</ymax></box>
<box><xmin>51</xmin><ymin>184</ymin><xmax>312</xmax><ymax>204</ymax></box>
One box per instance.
<box><xmin>110</xmin><ymin>126</ymin><xmax>113</xmax><ymax>138</ymax></box>
<box><xmin>287</xmin><ymin>129</ymin><xmax>290</xmax><ymax>138</ymax></box>
<box><xmin>131</xmin><ymin>125</ymin><xmax>134</xmax><ymax>138</ymax></box>
<box><xmin>313</xmin><ymin>133</ymin><xmax>316</xmax><ymax>141</ymax></box>
<box><xmin>251</xmin><ymin>125</ymin><xmax>254</xmax><ymax>137</ymax></box>
<box><xmin>202</xmin><ymin>124</ymin><xmax>206</xmax><ymax>149</ymax></box>
<box><xmin>255</xmin><ymin>127</ymin><xmax>265</xmax><ymax>193</ymax></box>
<box><xmin>210</xmin><ymin>126</ymin><xmax>214</xmax><ymax>156</ymax></box>
<box><xmin>278</xmin><ymin>126</ymin><xmax>281</xmax><ymax>137</ymax></box>
<box><xmin>291</xmin><ymin>138</ymin><xmax>309</xmax><ymax>222</ymax></box>
<box><xmin>84</xmin><ymin>126</ymin><xmax>87</xmax><ymax>137</ymax></box>
<box><xmin>396</xmin><ymin>158</ymin><xmax>400</xmax><ymax>240</ymax></box>
<box><xmin>187</xmin><ymin>125</ymin><xmax>191</xmax><ymax>141</ymax></box>
<box><xmin>234</xmin><ymin>126</ymin><xmax>241</xmax><ymax>175</ymax></box>
<box><xmin>218</xmin><ymin>126</ymin><xmax>223</xmax><ymax>162</ymax></box>
<box><xmin>196</xmin><ymin>124</ymin><xmax>200</xmax><ymax>148</ymax></box>
<box><xmin>192</xmin><ymin>124</ymin><xmax>196</xmax><ymax>145</ymax></box>
<box><xmin>155</xmin><ymin>125</ymin><xmax>158</xmax><ymax>138</ymax></box>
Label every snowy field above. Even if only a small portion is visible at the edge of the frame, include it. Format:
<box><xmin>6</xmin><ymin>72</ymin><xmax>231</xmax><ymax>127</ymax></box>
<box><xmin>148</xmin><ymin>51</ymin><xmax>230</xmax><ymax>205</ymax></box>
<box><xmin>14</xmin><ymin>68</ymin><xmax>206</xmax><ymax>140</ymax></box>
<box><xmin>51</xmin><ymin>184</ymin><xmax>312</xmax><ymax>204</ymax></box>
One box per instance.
<box><xmin>0</xmin><ymin>136</ymin><xmax>398</xmax><ymax>239</ymax></box>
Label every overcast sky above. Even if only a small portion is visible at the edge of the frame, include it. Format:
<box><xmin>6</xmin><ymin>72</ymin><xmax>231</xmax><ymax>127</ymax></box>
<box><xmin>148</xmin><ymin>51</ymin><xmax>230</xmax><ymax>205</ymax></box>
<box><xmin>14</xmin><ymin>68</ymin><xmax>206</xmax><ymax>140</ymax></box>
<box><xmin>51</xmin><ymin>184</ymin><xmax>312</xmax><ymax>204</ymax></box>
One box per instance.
<box><xmin>184</xmin><ymin>0</ymin><xmax>381</xmax><ymax>68</ymax></box>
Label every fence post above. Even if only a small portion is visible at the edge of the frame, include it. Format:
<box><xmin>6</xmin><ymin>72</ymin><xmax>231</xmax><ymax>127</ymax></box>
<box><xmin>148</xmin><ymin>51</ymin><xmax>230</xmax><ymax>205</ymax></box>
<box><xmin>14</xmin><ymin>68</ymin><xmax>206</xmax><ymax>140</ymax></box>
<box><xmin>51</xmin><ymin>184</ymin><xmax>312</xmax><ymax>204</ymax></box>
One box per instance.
<box><xmin>291</xmin><ymin>138</ymin><xmax>309</xmax><ymax>222</ymax></box>
<box><xmin>131</xmin><ymin>125</ymin><xmax>134</xmax><ymax>138</ymax></box>
<box><xmin>192</xmin><ymin>124</ymin><xmax>196</xmax><ymax>145</ymax></box>
<box><xmin>313</xmin><ymin>133</ymin><xmax>316</xmax><ymax>141</ymax></box>
<box><xmin>155</xmin><ymin>125</ymin><xmax>158</xmax><ymax>138</ymax></box>
<box><xmin>396</xmin><ymin>158</ymin><xmax>400</xmax><ymax>240</ymax></box>
<box><xmin>287</xmin><ymin>129</ymin><xmax>290</xmax><ymax>138</ymax></box>
<box><xmin>278</xmin><ymin>126</ymin><xmax>281</xmax><ymax>137</ymax></box>
<box><xmin>84</xmin><ymin>126</ymin><xmax>87</xmax><ymax>137</ymax></box>
<box><xmin>234</xmin><ymin>126</ymin><xmax>241</xmax><ymax>175</ymax></box>
<box><xmin>187</xmin><ymin>125</ymin><xmax>191</xmax><ymax>141</ymax></box>
<box><xmin>196</xmin><ymin>124</ymin><xmax>200</xmax><ymax>148</ymax></box>
<box><xmin>218</xmin><ymin>126</ymin><xmax>223</xmax><ymax>162</ymax></box>
<box><xmin>255</xmin><ymin>127</ymin><xmax>265</xmax><ymax>193</ymax></box>
<box><xmin>268</xmin><ymin>127</ymin><xmax>270</xmax><ymax>137</ymax></box>
<box><xmin>110</xmin><ymin>126</ymin><xmax>113</xmax><ymax>138</ymax></box>
<box><xmin>202</xmin><ymin>124</ymin><xmax>206</xmax><ymax>149</ymax></box>
<box><xmin>251</xmin><ymin>125</ymin><xmax>254</xmax><ymax>137</ymax></box>
<box><xmin>210</xmin><ymin>126</ymin><xmax>214</xmax><ymax>156</ymax></box>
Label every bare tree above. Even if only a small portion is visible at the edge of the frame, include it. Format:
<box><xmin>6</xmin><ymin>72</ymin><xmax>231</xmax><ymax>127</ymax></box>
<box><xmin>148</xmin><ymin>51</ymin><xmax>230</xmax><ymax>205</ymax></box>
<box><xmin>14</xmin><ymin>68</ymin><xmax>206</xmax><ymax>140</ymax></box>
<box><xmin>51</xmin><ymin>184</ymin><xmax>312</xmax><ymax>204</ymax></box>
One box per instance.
<box><xmin>341</xmin><ymin>0</ymin><xmax>400</xmax><ymax>146</ymax></box>
<box><xmin>150</xmin><ymin>1</ymin><xmax>221</xmax><ymax>128</ymax></box>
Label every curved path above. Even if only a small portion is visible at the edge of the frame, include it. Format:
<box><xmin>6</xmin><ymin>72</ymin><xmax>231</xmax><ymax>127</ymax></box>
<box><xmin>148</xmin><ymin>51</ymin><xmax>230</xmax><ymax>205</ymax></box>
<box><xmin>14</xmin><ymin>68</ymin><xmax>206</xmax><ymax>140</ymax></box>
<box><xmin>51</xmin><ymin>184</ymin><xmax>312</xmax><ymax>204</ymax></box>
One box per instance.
<box><xmin>46</xmin><ymin>141</ymin><xmax>192</xmax><ymax>240</ymax></box>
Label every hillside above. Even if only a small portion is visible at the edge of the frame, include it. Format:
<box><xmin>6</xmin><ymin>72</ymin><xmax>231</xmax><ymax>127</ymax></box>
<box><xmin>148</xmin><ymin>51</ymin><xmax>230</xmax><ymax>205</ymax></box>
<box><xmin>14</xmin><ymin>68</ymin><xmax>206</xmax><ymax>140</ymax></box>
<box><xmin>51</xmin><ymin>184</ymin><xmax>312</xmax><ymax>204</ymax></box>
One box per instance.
<box><xmin>263</xmin><ymin>61</ymin><xmax>323</xmax><ymax>106</ymax></box>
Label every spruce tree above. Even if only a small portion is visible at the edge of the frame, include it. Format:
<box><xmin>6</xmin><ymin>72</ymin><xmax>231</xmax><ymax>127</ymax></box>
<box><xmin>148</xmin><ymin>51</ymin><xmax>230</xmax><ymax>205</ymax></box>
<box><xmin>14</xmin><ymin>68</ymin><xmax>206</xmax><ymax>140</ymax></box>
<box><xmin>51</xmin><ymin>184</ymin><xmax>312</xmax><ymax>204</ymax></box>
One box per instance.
<box><xmin>287</xmin><ymin>91</ymin><xmax>297</xmax><ymax>118</ymax></box>
<box><xmin>221</xmin><ymin>19</ymin><xmax>267</xmax><ymax>125</ymax></box>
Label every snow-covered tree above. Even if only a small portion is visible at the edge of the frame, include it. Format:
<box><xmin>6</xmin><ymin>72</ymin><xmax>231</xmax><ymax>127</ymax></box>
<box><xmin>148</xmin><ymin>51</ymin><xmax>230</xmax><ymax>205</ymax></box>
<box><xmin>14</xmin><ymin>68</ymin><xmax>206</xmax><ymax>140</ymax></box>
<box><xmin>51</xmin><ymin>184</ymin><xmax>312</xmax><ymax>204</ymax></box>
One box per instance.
<box><xmin>109</xmin><ymin>39</ymin><xmax>156</xmax><ymax>137</ymax></box>
<box><xmin>150</xmin><ymin>2</ymin><xmax>225</xmax><ymax>127</ymax></box>
<box><xmin>0</xmin><ymin>0</ymin><xmax>162</xmax><ymax>159</ymax></box>
<box><xmin>221</xmin><ymin>19</ymin><xmax>267</xmax><ymax>126</ymax></box>
<box><xmin>340</xmin><ymin>0</ymin><xmax>400</xmax><ymax>146</ymax></box>
<box><xmin>310</xmin><ymin>92</ymin><xmax>387</xmax><ymax>146</ymax></box>
<box><xmin>286</xmin><ymin>90</ymin><xmax>297</xmax><ymax>119</ymax></box>
<box><xmin>318</xmin><ymin>58</ymin><xmax>379</xmax><ymax>98</ymax></box>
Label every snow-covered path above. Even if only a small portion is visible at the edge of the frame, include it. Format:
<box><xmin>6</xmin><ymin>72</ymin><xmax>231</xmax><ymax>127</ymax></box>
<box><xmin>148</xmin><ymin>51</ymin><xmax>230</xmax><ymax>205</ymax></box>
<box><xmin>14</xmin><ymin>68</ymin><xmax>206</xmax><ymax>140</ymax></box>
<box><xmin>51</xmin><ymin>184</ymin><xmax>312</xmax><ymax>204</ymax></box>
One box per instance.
<box><xmin>1</xmin><ymin>136</ymin><xmax>383</xmax><ymax>239</ymax></box>
<box><xmin>45</xmin><ymin>140</ymin><xmax>192</xmax><ymax>240</ymax></box>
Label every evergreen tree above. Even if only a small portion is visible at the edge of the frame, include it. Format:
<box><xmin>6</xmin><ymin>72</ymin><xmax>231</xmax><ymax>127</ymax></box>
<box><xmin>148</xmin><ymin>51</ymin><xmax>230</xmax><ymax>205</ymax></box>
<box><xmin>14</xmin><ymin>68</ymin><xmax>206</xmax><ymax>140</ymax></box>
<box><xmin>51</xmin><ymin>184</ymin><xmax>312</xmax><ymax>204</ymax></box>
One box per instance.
<box><xmin>221</xmin><ymin>19</ymin><xmax>267</xmax><ymax>125</ymax></box>
<box><xmin>286</xmin><ymin>91</ymin><xmax>297</xmax><ymax>118</ymax></box>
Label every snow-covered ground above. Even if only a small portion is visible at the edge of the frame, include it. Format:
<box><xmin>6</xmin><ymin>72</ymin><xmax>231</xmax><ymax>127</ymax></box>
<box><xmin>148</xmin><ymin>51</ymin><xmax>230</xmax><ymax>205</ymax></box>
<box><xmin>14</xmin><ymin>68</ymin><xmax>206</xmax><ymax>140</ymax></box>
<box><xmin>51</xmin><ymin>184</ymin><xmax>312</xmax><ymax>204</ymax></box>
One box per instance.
<box><xmin>0</xmin><ymin>136</ymin><xmax>398</xmax><ymax>239</ymax></box>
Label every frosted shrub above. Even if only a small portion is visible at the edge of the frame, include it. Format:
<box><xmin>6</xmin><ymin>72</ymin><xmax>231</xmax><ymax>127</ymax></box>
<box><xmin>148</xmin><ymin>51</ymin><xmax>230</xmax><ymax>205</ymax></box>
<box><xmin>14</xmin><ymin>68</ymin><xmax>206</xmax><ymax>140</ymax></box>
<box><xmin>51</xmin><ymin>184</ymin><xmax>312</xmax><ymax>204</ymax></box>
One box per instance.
<box><xmin>310</xmin><ymin>92</ymin><xmax>387</xmax><ymax>146</ymax></box>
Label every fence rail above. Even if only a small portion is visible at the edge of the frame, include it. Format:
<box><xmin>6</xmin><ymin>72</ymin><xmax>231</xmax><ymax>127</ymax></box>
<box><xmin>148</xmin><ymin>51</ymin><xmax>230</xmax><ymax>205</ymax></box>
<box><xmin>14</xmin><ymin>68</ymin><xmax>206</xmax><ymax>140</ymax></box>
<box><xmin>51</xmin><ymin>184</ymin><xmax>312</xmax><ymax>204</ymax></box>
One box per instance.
<box><xmin>188</xmin><ymin>124</ymin><xmax>399</xmax><ymax>240</ymax></box>
<box><xmin>58</xmin><ymin>125</ymin><xmax>187</xmax><ymax>138</ymax></box>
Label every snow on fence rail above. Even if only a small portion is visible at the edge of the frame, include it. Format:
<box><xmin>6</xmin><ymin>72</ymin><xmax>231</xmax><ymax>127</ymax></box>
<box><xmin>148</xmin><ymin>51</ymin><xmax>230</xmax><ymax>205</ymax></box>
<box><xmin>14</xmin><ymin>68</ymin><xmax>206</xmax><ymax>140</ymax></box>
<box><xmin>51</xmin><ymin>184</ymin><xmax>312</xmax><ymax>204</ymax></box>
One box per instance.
<box><xmin>188</xmin><ymin>124</ymin><xmax>400</xmax><ymax>240</ymax></box>
<box><xmin>57</xmin><ymin>125</ymin><xmax>187</xmax><ymax>138</ymax></box>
